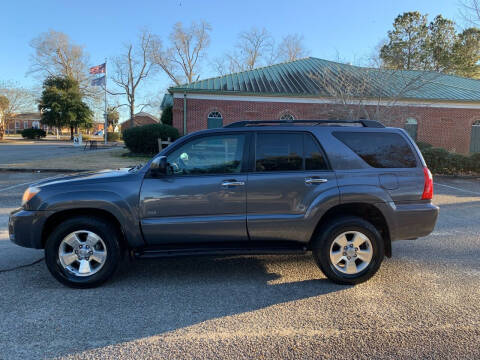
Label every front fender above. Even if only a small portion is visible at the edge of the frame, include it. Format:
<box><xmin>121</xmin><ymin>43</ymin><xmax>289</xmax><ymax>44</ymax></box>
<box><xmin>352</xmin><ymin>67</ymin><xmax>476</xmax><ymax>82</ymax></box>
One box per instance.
<box><xmin>34</xmin><ymin>190</ymin><xmax>144</xmax><ymax>248</ymax></box>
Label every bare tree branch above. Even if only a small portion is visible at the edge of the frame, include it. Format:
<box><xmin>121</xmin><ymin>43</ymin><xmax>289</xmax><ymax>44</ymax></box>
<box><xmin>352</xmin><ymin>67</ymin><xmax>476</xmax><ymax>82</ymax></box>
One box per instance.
<box><xmin>111</xmin><ymin>29</ymin><xmax>157</xmax><ymax>126</ymax></box>
<box><xmin>149</xmin><ymin>21</ymin><xmax>211</xmax><ymax>85</ymax></box>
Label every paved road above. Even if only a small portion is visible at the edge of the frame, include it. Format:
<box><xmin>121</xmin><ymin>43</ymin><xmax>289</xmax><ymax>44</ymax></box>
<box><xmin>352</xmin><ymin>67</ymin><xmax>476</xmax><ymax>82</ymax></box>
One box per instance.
<box><xmin>0</xmin><ymin>172</ymin><xmax>479</xmax><ymax>359</ymax></box>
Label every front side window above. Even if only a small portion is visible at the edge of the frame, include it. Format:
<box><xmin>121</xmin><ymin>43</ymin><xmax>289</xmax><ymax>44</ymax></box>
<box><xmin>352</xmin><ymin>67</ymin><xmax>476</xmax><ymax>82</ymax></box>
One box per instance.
<box><xmin>334</xmin><ymin>131</ymin><xmax>417</xmax><ymax>168</ymax></box>
<box><xmin>256</xmin><ymin>133</ymin><xmax>303</xmax><ymax>171</ymax></box>
<box><xmin>305</xmin><ymin>134</ymin><xmax>328</xmax><ymax>170</ymax></box>
<box><xmin>167</xmin><ymin>134</ymin><xmax>245</xmax><ymax>175</ymax></box>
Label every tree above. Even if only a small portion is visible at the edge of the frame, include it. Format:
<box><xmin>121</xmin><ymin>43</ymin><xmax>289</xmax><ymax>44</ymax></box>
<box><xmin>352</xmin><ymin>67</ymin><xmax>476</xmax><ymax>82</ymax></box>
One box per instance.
<box><xmin>106</xmin><ymin>107</ymin><xmax>120</xmax><ymax>130</ymax></box>
<box><xmin>230</xmin><ymin>27</ymin><xmax>275</xmax><ymax>72</ymax></box>
<box><xmin>426</xmin><ymin>15</ymin><xmax>457</xmax><ymax>72</ymax></box>
<box><xmin>111</xmin><ymin>30</ymin><xmax>156</xmax><ymax>127</ymax></box>
<box><xmin>277</xmin><ymin>34</ymin><xmax>309</xmax><ymax>62</ymax></box>
<box><xmin>452</xmin><ymin>28</ymin><xmax>480</xmax><ymax>78</ymax></box>
<box><xmin>460</xmin><ymin>0</ymin><xmax>480</xmax><ymax>26</ymax></box>
<box><xmin>150</xmin><ymin>21</ymin><xmax>211</xmax><ymax>85</ymax></box>
<box><xmin>29</xmin><ymin>30</ymin><xmax>90</xmax><ymax>85</ymax></box>
<box><xmin>0</xmin><ymin>95</ymin><xmax>8</xmax><ymax>139</ymax></box>
<box><xmin>38</xmin><ymin>76</ymin><xmax>93</xmax><ymax>139</ymax></box>
<box><xmin>160</xmin><ymin>105</ymin><xmax>173</xmax><ymax>126</ymax></box>
<box><xmin>380</xmin><ymin>12</ymin><xmax>429</xmax><ymax>70</ymax></box>
<box><xmin>0</xmin><ymin>82</ymin><xmax>36</xmax><ymax>139</ymax></box>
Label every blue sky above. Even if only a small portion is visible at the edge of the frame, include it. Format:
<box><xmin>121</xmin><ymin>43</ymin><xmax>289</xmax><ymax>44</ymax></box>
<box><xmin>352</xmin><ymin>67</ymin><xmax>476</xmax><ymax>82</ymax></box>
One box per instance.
<box><xmin>1</xmin><ymin>0</ymin><xmax>462</xmax><ymax>119</ymax></box>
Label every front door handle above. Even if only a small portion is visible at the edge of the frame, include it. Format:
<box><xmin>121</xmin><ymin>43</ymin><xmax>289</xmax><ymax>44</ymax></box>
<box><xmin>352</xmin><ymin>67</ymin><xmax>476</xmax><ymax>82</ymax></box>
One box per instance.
<box><xmin>305</xmin><ymin>177</ymin><xmax>328</xmax><ymax>185</ymax></box>
<box><xmin>221</xmin><ymin>180</ymin><xmax>245</xmax><ymax>187</ymax></box>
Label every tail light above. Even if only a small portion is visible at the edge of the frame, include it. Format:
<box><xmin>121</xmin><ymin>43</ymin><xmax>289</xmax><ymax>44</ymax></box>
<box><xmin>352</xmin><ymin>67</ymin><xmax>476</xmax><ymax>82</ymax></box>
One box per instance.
<box><xmin>422</xmin><ymin>167</ymin><xmax>433</xmax><ymax>200</ymax></box>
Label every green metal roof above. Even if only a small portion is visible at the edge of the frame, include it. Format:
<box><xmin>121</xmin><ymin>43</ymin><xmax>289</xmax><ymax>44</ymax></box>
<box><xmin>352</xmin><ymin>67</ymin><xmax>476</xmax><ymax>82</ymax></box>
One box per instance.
<box><xmin>168</xmin><ymin>57</ymin><xmax>480</xmax><ymax>103</ymax></box>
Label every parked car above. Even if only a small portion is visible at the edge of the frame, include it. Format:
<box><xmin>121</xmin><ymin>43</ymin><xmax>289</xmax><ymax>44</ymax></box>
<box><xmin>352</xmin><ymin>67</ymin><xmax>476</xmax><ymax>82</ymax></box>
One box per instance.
<box><xmin>9</xmin><ymin>120</ymin><xmax>438</xmax><ymax>288</ymax></box>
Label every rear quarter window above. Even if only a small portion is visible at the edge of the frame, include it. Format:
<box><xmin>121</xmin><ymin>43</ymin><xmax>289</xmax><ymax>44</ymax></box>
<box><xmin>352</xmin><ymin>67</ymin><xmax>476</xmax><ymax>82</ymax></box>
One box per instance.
<box><xmin>333</xmin><ymin>131</ymin><xmax>417</xmax><ymax>168</ymax></box>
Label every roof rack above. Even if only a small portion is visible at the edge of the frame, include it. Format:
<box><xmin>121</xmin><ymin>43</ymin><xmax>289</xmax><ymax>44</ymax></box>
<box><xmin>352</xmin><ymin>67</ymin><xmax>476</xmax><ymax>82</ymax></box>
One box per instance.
<box><xmin>224</xmin><ymin>120</ymin><xmax>385</xmax><ymax>128</ymax></box>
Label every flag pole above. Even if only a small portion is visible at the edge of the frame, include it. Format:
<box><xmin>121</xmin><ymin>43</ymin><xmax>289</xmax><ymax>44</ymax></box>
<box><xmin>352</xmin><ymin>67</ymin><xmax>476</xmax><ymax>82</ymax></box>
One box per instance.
<box><xmin>104</xmin><ymin>58</ymin><xmax>108</xmax><ymax>145</ymax></box>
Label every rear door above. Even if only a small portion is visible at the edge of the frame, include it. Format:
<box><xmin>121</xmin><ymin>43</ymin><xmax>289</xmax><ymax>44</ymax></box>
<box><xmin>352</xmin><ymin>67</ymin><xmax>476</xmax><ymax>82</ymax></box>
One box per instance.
<box><xmin>246</xmin><ymin>131</ymin><xmax>339</xmax><ymax>242</ymax></box>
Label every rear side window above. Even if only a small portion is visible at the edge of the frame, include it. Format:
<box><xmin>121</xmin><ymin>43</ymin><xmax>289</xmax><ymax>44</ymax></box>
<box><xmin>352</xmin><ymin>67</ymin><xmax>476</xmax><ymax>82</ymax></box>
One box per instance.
<box><xmin>333</xmin><ymin>132</ymin><xmax>417</xmax><ymax>168</ymax></box>
<box><xmin>256</xmin><ymin>133</ymin><xmax>302</xmax><ymax>171</ymax></box>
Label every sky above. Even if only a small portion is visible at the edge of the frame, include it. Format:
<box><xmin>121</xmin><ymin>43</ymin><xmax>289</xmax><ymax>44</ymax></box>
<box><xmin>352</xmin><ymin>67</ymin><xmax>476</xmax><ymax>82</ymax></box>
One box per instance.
<box><xmin>1</xmin><ymin>0</ymin><xmax>463</xmax><ymax>121</ymax></box>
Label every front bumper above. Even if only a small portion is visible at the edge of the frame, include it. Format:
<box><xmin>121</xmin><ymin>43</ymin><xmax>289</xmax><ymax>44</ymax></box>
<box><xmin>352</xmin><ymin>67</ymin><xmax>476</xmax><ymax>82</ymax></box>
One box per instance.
<box><xmin>8</xmin><ymin>208</ymin><xmax>53</xmax><ymax>249</ymax></box>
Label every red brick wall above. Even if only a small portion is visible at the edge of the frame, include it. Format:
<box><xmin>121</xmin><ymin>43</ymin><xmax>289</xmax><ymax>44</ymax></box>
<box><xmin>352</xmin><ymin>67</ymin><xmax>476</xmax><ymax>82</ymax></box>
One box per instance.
<box><xmin>173</xmin><ymin>97</ymin><xmax>480</xmax><ymax>154</ymax></box>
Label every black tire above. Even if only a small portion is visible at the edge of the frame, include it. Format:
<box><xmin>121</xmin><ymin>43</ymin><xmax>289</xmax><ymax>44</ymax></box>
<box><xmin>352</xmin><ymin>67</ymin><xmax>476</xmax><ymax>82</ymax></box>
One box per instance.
<box><xmin>45</xmin><ymin>216</ymin><xmax>122</xmax><ymax>288</ymax></box>
<box><xmin>311</xmin><ymin>216</ymin><xmax>384</xmax><ymax>285</ymax></box>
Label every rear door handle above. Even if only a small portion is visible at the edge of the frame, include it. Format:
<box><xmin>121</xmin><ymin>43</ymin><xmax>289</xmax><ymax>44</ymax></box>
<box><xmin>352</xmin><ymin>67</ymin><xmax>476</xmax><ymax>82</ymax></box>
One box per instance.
<box><xmin>221</xmin><ymin>180</ymin><xmax>245</xmax><ymax>187</ymax></box>
<box><xmin>305</xmin><ymin>177</ymin><xmax>328</xmax><ymax>185</ymax></box>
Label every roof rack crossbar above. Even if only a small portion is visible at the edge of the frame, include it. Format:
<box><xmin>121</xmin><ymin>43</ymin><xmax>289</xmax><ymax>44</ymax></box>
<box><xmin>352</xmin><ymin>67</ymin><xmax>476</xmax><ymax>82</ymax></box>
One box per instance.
<box><xmin>224</xmin><ymin>119</ymin><xmax>385</xmax><ymax>128</ymax></box>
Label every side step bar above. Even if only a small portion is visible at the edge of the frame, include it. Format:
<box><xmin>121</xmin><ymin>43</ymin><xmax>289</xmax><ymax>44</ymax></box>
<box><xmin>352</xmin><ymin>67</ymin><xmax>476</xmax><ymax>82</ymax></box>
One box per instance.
<box><xmin>134</xmin><ymin>243</ymin><xmax>309</xmax><ymax>259</ymax></box>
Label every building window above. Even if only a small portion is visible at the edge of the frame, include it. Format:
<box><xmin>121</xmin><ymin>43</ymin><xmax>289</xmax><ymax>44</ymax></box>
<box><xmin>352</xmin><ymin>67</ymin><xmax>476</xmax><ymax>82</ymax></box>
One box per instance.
<box><xmin>279</xmin><ymin>113</ymin><xmax>295</xmax><ymax>121</ymax></box>
<box><xmin>404</xmin><ymin>117</ymin><xmax>418</xmax><ymax>141</ymax></box>
<box><xmin>15</xmin><ymin>121</ymin><xmax>19</xmax><ymax>129</ymax></box>
<box><xmin>207</xmin><ymin>111</ymin><xmax>223</xmax><ymax>129</ymax></box>
<box><xmin>24</xmin><ymin>121</ymin><xmax>29</xmax><ymax>129</ymax></box>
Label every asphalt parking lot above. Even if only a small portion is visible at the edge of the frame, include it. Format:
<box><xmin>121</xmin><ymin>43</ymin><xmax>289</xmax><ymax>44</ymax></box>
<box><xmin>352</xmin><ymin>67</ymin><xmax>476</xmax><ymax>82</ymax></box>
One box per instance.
<box><xmin>0</xmin><ymin>171</ymin><xmax>479</xmax><ymax>359</ymax></box>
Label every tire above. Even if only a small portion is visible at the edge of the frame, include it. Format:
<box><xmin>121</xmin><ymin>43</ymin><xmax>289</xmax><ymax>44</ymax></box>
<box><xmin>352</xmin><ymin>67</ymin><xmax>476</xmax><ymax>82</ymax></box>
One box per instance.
<box><xmin>312</xmin><ymin>216</ymin><xmax>384</xmax><ymax>285</ymax></box>
<box><xmin>45</xmin><ymin>216</ymin><xmax>122</xmax><ymax>288</ymax></box>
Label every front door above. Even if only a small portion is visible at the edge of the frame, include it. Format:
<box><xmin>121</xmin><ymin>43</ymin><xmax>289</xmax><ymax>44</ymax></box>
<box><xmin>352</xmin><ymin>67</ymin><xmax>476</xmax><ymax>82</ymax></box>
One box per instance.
<box><xmin>140</xmin><ymin>133</ymin><xmax>249</xmax><ymax>244</ymax></box>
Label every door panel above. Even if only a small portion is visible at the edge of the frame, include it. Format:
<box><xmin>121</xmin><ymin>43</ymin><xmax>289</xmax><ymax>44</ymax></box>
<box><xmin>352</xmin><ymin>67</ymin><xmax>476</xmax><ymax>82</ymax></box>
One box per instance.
<box><xmin>140</xmin><ymin>132</ymin><xmax>248</xmax><ymax>244</ymax></box>
<box><xmin>246</xmin><ymin>171</ymin><xmax>338</xmax><ymax>242</ymax></box>
<box><xmin>140</xmin><ymin>175</ymin><xmax>247</xmax><ymax>243</ymax></box>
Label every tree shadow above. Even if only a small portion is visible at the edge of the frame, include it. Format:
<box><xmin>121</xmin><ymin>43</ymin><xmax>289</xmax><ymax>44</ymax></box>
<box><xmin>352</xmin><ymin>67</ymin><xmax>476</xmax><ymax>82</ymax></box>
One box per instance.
<box><xmin>4</xmin><ymin>254</ymin><xmax>347</xmax><ymax>358</ymax></box>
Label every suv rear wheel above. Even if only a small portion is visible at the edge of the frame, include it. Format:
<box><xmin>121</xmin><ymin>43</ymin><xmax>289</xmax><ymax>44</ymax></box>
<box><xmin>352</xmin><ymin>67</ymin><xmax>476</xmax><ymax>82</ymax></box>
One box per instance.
<box><xmin>312</xmin><ymin>216</ymin><xmax>384</xmax><ymax>285</ymax></box>
<box><xmin>45</xmin><ymin>216</ymin><xmax>122</xmax><ymax>288</ymax></box>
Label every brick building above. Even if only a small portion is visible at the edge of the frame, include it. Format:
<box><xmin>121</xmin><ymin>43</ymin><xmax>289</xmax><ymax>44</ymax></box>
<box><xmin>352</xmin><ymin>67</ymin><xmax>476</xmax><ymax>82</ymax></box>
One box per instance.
<box><xmin>6</xmin><ymin>113</ymin><xmax>45</xmax><ymax>134</ymax></box>
<box><xmin>120</xmin><ymin>112</ymin><xmax>159</xmax><ymax>132</ymax></box>
<box><xmin>163</xmin><ymin>57</ymin><xmax>480</xmax><ymax>154</ymax></box>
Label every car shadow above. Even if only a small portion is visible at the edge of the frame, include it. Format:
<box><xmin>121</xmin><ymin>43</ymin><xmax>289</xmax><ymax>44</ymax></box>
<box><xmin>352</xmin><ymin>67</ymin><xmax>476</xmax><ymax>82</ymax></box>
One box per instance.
<box><xmin>5</xmin><ymin>254</ymin><xmax>348</xmax><ymax>358</ymax></box>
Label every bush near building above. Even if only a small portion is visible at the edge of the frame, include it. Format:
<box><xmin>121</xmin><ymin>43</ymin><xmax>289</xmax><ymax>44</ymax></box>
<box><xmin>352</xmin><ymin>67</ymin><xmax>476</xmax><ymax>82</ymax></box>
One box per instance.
<box><xmin>107</xmin><ymin>132</ymin><xmax>121</xmax><ymax>142</ymax></box>
<box><xmin>21</xmin><ymin>128</ymin><xmax>46</xmax><ymax>139</ymax></box>
<box><xmin>122</xmin><ymin>123</ymin><xmax>179</xmax><ymax>154</ymax></box>
<box><xmin>418</xmin><ymin>142</ymin><xmax>480</xmax><ymax>175</ymax></box>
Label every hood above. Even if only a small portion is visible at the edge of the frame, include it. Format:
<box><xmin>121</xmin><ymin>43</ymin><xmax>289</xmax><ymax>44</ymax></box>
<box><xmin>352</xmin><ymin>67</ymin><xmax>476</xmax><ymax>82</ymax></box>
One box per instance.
<box><xmin>33</xmin><ymin>168</ymin><xmax>135</xmax><ymax>188</ymax></box>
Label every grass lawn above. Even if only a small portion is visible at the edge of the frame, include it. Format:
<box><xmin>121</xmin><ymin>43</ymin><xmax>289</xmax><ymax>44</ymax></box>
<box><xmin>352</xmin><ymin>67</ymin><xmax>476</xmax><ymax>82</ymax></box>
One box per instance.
<box><xmin>6</xmin><ymin>149</ymin><xmax>152</xmax><ymax>171</ymax></box>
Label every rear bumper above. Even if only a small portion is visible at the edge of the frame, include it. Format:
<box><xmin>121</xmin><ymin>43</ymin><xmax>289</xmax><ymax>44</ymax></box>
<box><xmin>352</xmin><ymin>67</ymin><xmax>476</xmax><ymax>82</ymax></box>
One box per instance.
<box><xmin>385</xmin><ymin>202</ymin><xmax>439</xmax><ymax>241</ymax></box>
<box><xmin>8</xmin><ymin>208</ymin><xmax>52</xmax><ymax>249</ymax></box>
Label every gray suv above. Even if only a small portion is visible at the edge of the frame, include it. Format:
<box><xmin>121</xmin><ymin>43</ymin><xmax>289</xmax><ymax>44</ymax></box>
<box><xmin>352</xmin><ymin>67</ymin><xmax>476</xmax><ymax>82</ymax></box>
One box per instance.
<box><xmin>9</xmin><ymin>120</ymin><xmax>439</xmax><ymax>288</ymax></box>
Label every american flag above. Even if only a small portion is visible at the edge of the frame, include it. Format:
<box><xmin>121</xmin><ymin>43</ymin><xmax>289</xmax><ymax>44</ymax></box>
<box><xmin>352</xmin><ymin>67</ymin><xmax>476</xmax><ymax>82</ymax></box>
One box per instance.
<box><xmin>89</xmin><ymin>63</ymin><xmax>106</xmax><ymax>74</ymax></box>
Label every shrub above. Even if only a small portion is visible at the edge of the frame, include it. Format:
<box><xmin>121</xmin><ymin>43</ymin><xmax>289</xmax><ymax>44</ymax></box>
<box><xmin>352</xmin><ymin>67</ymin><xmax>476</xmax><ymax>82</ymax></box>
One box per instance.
<box><xmin>107</xmin><ymin>132</ymin><xmax>120</xmax><ymax>142</ymax></box>
<box><xmin>421</xmin><ymin>146</ymin><xmax>480</xmax><ymax>175</ymax></box>
<box><xmin>21</xmin><ymin>128</ymin><xmax>46</xmax><ymax>139</ymax></box>
<box><xmin>122</xmin><ymin>123</ymin><xmax>179</xmax><ymax>154</ymax></box>
<box><xmin>416</xmin><ymin>141</ymin><xmax>432</xmax><ymax>152</ymax></box>
<box><xmin>160</xmin><ymin>105</ymin><xmax>173</xmax><ymax>126</ymax></box>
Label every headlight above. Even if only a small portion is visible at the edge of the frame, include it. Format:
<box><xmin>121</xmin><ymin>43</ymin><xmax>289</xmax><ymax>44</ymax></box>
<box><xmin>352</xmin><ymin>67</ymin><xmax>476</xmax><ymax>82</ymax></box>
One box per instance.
<box><xmin>22</xmin><ymin>186</ymin><xmax>40</xmax><ymax>206</ymax></box>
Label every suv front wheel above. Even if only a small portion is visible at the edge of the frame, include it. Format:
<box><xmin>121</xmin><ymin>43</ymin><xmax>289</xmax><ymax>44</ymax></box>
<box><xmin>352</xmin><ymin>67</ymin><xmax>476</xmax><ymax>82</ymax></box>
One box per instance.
<box><xmin>312</xmin><ymin>216</ymin><xmax>384</xmax><ymax>285</ymax></box>
<box><xmin>45</xmin><ymin>216</ymin><xmax>122</xmax><ymax>288</ymax></box>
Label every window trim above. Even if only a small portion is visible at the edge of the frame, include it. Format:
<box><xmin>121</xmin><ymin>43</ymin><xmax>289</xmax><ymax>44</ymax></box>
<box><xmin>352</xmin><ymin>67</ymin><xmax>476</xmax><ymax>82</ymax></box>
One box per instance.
<box><xmin>253</xmin><ymin>130</ymin><xmax>332</xmax><ymax>173</ymax></box>
<box><xmin>151</xmin><ymin>131</ymin><xmax>252</xmax><ymax>178</ymax></box>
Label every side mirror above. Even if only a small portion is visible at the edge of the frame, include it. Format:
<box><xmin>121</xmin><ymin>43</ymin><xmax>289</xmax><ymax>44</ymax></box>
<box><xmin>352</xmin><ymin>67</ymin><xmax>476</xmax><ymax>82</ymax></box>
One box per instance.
<box><xmin>149</xmin><ymin>156</ymin><xmax>168</xmax><ymax>177</ymax></box>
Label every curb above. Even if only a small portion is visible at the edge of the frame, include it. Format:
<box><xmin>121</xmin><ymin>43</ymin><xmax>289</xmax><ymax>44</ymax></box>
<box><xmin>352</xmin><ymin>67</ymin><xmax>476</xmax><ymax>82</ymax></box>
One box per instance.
<box><xmin>0</xmin><ymin>168</ymin><xmax>89</xmax><ymax>173</ymax></box>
